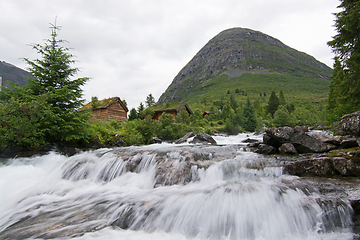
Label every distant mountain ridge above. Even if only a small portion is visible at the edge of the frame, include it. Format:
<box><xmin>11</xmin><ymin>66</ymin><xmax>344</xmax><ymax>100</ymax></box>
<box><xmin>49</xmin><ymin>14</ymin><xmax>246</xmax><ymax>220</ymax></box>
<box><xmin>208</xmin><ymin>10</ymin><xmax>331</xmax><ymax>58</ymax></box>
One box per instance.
<box><xmin>0</xmin><ymin>61</ymin><xmax>31</xmax><ymax>88</ymax></box>
<box><xmin>158</xmin><ymin>27</ymin><xmax>332</xmax><ymax>104</ymax></box>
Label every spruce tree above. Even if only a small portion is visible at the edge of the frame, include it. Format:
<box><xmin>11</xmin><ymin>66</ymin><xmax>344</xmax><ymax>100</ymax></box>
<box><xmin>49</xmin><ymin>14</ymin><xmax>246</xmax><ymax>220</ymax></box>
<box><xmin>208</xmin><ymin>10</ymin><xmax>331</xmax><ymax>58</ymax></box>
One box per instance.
<box><xmin>24</xmin><ymin>22</ymin><xmax>89</xmax><ymax>142</ymax></box>
<box><xmin>327</xmin><ymin>0</ymin><xmax>360</xmax><ymax>120</ymax></box>
<box><xmin>241</xmin><ymin>97</ymin><xmax>258</xmax><ymax>132</ymax></box>
<box><xmin>145</xmin><ymin>93</ymin><xmax>156</xmax><ymax>108</ymax></box>
<box><xmin>0</xmin><ymin>22</ymin><xmax>89</xmax><ymax>146</ymax></box>
<box><xmin>278</xmin><ymin>90</ymin><xmax>286</xmax><ymax>106</ymax></box>
<box><xmin>266</xmin><ymin>91</ymin><xmax>280</xmax><ymax>117</ymax></box>
<box><xmin>128</xmin><ymin>108</ymin><xmax>138</xmax><ymax>121</ymax></box>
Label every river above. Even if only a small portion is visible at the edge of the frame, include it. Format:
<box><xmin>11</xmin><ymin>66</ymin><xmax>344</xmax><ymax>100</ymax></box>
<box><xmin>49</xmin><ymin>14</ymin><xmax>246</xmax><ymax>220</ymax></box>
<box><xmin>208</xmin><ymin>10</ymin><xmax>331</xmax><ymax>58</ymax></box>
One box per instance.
<box><xmin>0</xmin><ymin>133</ymin><xmax>357</xmax><ymax>239</ymax></box>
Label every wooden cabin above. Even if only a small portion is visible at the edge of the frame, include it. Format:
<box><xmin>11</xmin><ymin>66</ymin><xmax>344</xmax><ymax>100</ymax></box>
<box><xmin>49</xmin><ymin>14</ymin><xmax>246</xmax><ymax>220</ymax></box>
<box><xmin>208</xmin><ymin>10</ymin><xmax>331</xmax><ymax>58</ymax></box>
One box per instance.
<box><xmin>78</xmin><ymin>97</ymin><xmax>128</xmax><ymax>121</ymax></box>
<box><xmin>149</xmin><ymin>102</ymin><xmax>193</xmax><ymax>120</ymax></box>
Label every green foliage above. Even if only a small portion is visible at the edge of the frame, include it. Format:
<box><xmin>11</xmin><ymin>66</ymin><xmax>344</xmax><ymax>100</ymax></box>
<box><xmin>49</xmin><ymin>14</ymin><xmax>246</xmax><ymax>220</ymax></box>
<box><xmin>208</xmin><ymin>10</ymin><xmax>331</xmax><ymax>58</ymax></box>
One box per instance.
<box><xmin>128</xmin><ymin>108</ymin><xmax>138</xmax><ymax>121</ymax></box>
<box><xmin>137</xmin><ymin>102</ymin><xmax>145</xmax><ymax>119</ymax></box>
<box><xmin>145</xmin><ymin>93</ymin><xmax>156</xmax><ymax>108</ymax></box>
<box><xmin>229</xmin><ymin>94</ymin><xmax>239</xmax><ymax>112</ymax></box>
<box><xmin>278</xmin><ymin>90</ymin><xmax>286</xmax><ymax>106</ymax></box>
<box><xmin>0</xmin><ymin>22</ymin><xmax>89</xmax><ymax>148</ymax></box>
<box><xmin>241</xmin><ymin>97</ymin><xmax>258</xmax><ymax>132</ymax></box>
<box><xmin>175</xmin><ymin>107</ymin><xmax>191</xmax><ymax>124</ymax></box>
<box><xmin>327</xmin><ymin>0</ymin><xmax>360</xmax><ymax>121</ymax></box>
<box><xmin>266</xmin><ymin>91</ymin><xmax>280</xmax><ymax>116</ymax></box>
<box><xmin>91</xmin><ymin>96</ymin><xmax>99</xmax><ymax>108</ymax></box>
<box><xmin>273</xmin><ymin>105</ymin><xmax>293</xmax><ymax>127</ymax></box>
<box><xmin>0</xmin><ymin>97</ymin><xmax>50</xmax><ymax>148</ymax></box>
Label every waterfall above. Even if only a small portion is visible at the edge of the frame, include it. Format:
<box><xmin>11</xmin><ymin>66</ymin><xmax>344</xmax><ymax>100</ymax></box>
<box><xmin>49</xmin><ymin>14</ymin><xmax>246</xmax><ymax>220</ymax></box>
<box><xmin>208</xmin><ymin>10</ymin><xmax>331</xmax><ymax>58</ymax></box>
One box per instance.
<box><xmin>0</xmin><ymin>134</ymin><xmax>356</xmax><ymax>240</ymax></box>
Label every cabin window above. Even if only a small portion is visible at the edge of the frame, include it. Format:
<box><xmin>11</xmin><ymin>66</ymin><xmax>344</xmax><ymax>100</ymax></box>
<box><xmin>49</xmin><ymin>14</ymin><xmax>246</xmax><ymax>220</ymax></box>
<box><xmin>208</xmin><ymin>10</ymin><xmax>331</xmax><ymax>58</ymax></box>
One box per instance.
<box><xmin>98</xmin><ymin>110</ymin><xmax>100</xmax><ymax>116</ymax></box>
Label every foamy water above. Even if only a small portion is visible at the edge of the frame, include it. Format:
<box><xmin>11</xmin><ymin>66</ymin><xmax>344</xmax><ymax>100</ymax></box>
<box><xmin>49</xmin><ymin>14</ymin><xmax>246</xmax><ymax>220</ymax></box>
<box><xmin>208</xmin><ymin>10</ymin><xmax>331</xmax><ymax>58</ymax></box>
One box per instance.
<box><xmin>0</xmin><ymin>133</ymin><xmax>355</xmax><ymax>239</ymax></box>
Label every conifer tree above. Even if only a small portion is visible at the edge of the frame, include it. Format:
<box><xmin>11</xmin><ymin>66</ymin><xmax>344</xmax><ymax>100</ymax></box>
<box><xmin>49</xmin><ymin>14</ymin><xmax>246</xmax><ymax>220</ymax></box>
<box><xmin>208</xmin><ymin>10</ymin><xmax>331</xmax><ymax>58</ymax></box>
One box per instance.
<box><xmin>241</xmin><ymin>97</ymin><xmax>258</xmax><ymax>132</ymax></box>
<box><xmin>327</xmin><ymin>0</ymin><xmax>360</xmax><ymax>120</ymax></box>
<box><xmin>266</xmin><ymin>91</ymin><xmax>280</xmax><ymax>117</ymax></box>
<box><xmin>145</xmin><ymin>93</ymin><xmax>156</xmax><ymax>108</ymax></box>
<box><xmin>0</xmin><ymin>21</ymin><xmax>89</xmax><ymax>146</ymax></box>
<box><xmin>128</xmin><ymin>108</ymin><xmax>138</xmax><ymax>121</ymax></box>
<box><xmin>278</xmin><ymin>90</ymin><xmax>286</xmax><ymax>106</ymax></box>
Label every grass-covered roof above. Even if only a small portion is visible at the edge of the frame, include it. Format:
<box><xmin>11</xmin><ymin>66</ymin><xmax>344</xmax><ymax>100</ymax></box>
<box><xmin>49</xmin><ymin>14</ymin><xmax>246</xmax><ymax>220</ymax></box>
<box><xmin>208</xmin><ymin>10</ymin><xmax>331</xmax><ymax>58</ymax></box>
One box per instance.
<box><xmin>147</xmin><ymin>102</ymin><xmax>192</xmax><ymax>114</ymax></box>
<box><xmin>78</xmin><ymin>97</ymin><xmax>128</xmax><ymax>112</ymax></box>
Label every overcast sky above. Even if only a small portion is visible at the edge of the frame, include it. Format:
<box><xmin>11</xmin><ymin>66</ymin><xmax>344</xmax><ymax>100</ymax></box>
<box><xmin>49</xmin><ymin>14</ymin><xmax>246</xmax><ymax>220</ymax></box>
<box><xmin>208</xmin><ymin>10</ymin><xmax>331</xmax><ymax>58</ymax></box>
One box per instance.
<box><xmin>1</xmin><ymin>0</ymin><xmax>340</xmax><ymax>110</ymax></box>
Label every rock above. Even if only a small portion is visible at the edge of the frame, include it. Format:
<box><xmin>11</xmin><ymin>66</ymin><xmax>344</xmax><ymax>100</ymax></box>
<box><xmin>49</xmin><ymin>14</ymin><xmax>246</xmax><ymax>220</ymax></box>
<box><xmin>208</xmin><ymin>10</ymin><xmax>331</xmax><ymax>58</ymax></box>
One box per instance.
<box><xmin>263</xmin><ymin>127</ymin><xmax>337</xmax><ymax>154</ymax></box>
<box><xmin>315</xmin><ymin>135</ymin><xmax>343</xmax><ymax>146</ymax></box>
<box><xmin>150</xmin><ymin>137</ymin><xmax>162</xmax><ymax>144</ymax></box>
<box><xmin>112</xmin><ymin>134</ymin><xmax>126</xmax><ymax>147</ymax></box>
<box><xmin>294</xmin><ymin>125</ymin><xmax>308</xmax><ymax>133</ymax></box>
<box><xmin>290</xmin><ymin>131</ymin><xmax>337</xmax><ymax>153</ymax></box>
<box><xmin>341</xmin><ymin>111</ymin><xmax>360</xmax><ymax>136</ymax></box>
<box><xmin>175</xmin><ymin>132</ymin><xmax>195</xmax><ymax>144</ymax></box>
<box><xmin>241</xmin><ymin>138</ymin><xmax>259</xmax><ymax>143</ymax></box>
<box><xmin>190</xmin><ymin>133</ymin><xmax>217</xmax><ymax>145</ymax></box>
<box><xmin>285</xmin><ymin>156</ymin><xmax>360</xmax><ymax>177</ymax></box>
<box><xmin>279</xmin><ymin>143</ymin><xmax>297</xmax><ymax>154</ymax></box>
<box><xmin>263</xmin><ymin>127</ymin><xmax>294</xmax><ymax>148</ymax></box>
<box><xmin>284</xmin><ymin>157</ymin><xmax>336</xmax><ymax>177</ymax></box>
<box><xmin>254</xmin><ymin>144</ymin><xmax>276</xmax><ymax>155</ymax></box>
<box><xmin>340</xmin><ymin>138</ymin><xmax>359</xmax><ymax>149</ymax></box>
<box><xmin>247</xmin><ymin>142</ymin><xmax>261</xmax><ymax>148</ymax></box>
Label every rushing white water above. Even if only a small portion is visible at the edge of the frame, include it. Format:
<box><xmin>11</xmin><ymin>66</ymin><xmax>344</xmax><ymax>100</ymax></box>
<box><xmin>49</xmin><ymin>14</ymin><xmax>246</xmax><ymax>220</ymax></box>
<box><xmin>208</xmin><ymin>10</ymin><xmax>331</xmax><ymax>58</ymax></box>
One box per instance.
<box><xmin>0</xmin><ymin>133</ymin><xmax>355</xmax><ymax>240</ymax></box>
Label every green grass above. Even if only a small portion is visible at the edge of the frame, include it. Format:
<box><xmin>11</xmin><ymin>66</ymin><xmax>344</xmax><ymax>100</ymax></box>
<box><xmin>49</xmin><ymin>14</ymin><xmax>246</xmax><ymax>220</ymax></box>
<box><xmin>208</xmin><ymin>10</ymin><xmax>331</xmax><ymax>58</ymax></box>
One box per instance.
<box><xmin>183</xmin><ymin>71</ymin><xmax>330</xmax><ymax>106</ymax></box>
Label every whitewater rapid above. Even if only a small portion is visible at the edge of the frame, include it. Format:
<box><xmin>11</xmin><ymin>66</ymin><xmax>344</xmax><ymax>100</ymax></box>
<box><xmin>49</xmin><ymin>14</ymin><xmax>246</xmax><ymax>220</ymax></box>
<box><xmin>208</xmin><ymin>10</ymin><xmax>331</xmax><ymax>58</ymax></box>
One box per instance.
<box><xmin>0</xmin><ymin>133</ymin><xmax>355</xmax><ymax>239</ymax></box>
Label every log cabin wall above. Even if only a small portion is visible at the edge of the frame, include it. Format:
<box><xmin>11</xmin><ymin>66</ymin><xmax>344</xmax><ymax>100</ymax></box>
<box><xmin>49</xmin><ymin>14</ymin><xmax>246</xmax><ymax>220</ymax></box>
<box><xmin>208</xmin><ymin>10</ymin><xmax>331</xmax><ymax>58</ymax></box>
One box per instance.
<box><xmin>107</xmin><ymin>101</ymin><xmax>127</xmax><ymax>121</ymax></box>
<box><xmin>90</xmin><ymin>108</ymin><xmax>107</xmax><ymax>121</ymax></box>
<box><xmin>88</xmin><ymin>100</ymin><xmax>127</xmax><ymax>121</ymax></box>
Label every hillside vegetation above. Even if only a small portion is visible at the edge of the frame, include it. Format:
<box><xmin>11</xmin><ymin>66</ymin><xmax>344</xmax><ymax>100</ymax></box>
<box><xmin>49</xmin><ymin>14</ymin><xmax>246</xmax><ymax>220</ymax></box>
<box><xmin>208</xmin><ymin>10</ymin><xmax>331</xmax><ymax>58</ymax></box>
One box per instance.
<box><xmin>158</xmin><ymin>27</ymin><xmax>332</xmax><ymax>105</ymax></box>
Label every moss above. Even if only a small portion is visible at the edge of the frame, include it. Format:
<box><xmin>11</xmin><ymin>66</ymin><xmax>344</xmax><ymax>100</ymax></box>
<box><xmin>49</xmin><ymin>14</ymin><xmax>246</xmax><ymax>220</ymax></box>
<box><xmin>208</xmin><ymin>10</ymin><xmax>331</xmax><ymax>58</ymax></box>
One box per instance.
<box><xmin>326</xmin><ymin>147</ymin><xmax>360</xmax><ymax>158</ymax></box>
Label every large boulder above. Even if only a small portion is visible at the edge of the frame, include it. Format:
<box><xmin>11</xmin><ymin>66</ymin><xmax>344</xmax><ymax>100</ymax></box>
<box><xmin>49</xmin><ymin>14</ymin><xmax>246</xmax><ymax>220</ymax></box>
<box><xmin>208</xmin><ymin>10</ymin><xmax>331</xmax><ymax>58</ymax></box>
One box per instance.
<box><xmin>175</xmin><ymin>132</ymin><xmax>195</xmax><ymax>144</ymax></box>
<box><xmin>254</xmin><ymin>144</ymin><xmax>277</xmax><ymax>155</ymax></box>
<box><xmin>290</xmin><ymin>131</ymin><xmax>336</xmax><ymax>153</ymax></box>
<box><xmin>190</xmin><ymin>133</ymin><xmax>217</xmax><ymax>145</ymax></box>
<box><xmin>279</xmin><ymin>143</ymin><xmax>297</xmax><ymax>154</ymax></box>
<box><xmin>263</xmin><ymin>127</ymin><xmax>294</xmax><ymax>148</ymax></box>
<box><xmin>285</xmin><ymin>157</ymin><xmax>360</xmax><ymax>177</ymax></box>
<box><xmin>341</xmin><ymin>111</ymin><xmax>360</xmax><ymax>136</ymax></box>
<box><xmin>150</xmin><ymin>137</ymin><xmax>162</xmax><ymax>144</ymax></box>
<box><xmin>263</xmin><ymin>127</ymin><xmax>336</xmax><ymax>154</ymax></box>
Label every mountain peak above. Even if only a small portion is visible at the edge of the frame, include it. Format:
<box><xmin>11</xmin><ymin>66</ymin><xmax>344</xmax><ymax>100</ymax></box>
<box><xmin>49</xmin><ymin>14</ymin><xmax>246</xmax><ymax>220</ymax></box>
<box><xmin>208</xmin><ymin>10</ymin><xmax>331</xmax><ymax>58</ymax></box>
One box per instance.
<box><xmin>158</xmin><ymin>27</ymin><xmax>332</xmax><ymax>104</ymax></box>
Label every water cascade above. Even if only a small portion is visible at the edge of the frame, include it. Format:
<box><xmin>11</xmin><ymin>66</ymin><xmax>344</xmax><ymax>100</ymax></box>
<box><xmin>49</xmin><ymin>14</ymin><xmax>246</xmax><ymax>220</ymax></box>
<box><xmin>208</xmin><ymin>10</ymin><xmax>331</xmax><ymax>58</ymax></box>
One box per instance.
<box><xmin>0</xmin><ymin>134</ymin><xmax>356</xmax><ymax>239</ymax></box>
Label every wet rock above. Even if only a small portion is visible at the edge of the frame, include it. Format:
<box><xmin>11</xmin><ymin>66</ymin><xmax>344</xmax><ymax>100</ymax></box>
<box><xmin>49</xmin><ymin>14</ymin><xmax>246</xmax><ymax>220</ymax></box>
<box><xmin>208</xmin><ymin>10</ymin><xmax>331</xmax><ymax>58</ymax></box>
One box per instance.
<box><xmin>284</xmin><ymin>156</ymin><xmax>360</xmax><ymax>177</ymax></box>
<box><xmin>254</xmin><ymin>144</ymin><xmax>276</xmax><ymax>155</ymax></box>
<box><xmin>150</xmin><ymin>137</ymin><xmax>162</xmax><ymax>144</ymax></box>
<box><xmin>294</xmin><ymin>125</ymin><xmax>309</xmax><ymax>133</ymax></box>
<box><xmin>341</xmin><ymin>111</ymin><xmax>360</xmax><ymax>136</ymax></box>
<box><xmin>112</xmin><ymin>134</ymin><xmax>126</xmax><ymax>147</ymax></box>
<box><xmin>290</xmin><ymin>132</ymin><xmax>337</xmax><ymax>153</ymax></box>
<box><xmin>313</xmin><ymin>134</ymin><xmax>342</xmax><ymax>146</ymax></box>
<box><xmin>284</xmin><ymin>157</ymin><xmax>336</xmax><ymax>177</ymax></box>
<box><xmin>264</xmin><ymin>127</ymin><xmax>337</xmax><ymax>154</ymax></box>
<box><xmin>247</xmin><ymin>142</ymin><xmax>261</xmax><ymax>148</ymax></box>
<box><xmin>279</xmin><ymin>143</ymin><xmax>297</xmax><ymax>154</ymax></box>
<box><xmin>241</xmin><ymin>138</ymin><xmax>259</xmax><ymax>143</ymax></box>
<box><xmin>340</xmin><ymin>138</ymin><xmax>359</xmax><ymax>149</ymax></box>
<box><xmin>190</xmin><ymin>133</ymin><xmax>217</xmax><ymax>145</ymax></box>
<box><xmin>175</xmin><ymin>132</ymin><xmax>195</xmax><ymax>144</ymax></box>
<box><xmin>263</xmin><ymin>127</ymin><xmax>294</xmax><ymax>148</ymax></box>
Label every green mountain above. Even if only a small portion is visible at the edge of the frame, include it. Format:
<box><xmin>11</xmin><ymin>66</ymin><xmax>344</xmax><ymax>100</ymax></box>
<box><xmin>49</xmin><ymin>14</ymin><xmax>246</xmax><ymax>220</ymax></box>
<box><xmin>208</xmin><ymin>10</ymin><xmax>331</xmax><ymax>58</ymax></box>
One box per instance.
<box><xmin>157</xmin><ymin>28</ymin><xmax>333</xmax><ymax>105</ymax></box>
<box><xmin>0</xmin><ymin>61</ymin><xmax>31</xmax><ymax>88</ymax></box>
